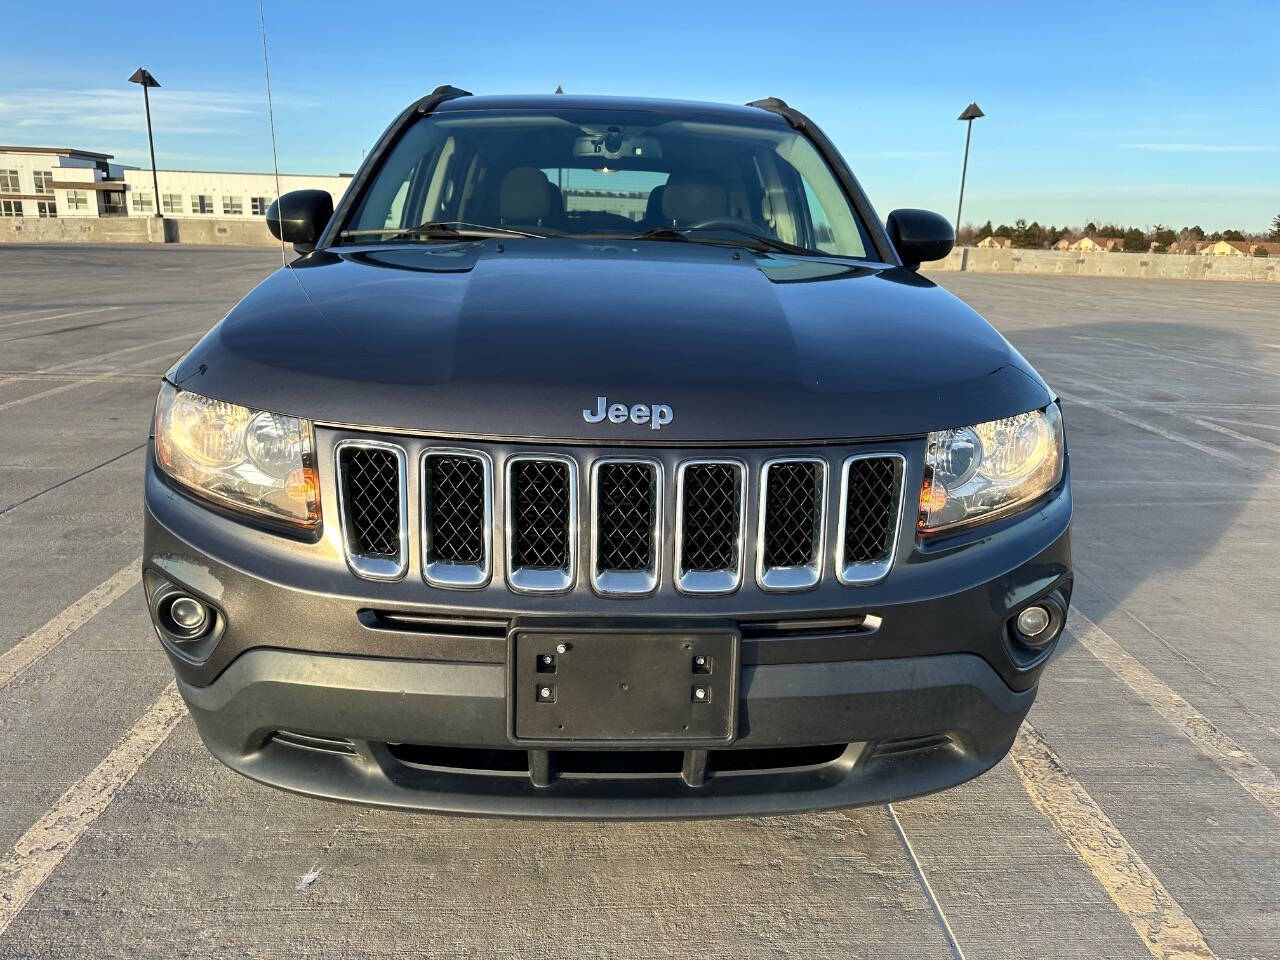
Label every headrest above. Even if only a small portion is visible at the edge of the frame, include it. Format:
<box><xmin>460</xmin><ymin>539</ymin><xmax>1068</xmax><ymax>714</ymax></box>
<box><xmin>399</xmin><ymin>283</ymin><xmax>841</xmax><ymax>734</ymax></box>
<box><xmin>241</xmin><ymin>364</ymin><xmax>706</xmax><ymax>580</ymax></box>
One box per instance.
<box><xmin>660</xmin><ymin>174</ymin><xmax>727</xmax><ymax>224</ymax></box>
<box><xmin>499</xmin><ymin>167</ymin><xmax>551</xmax><ymax>224</ymax></box>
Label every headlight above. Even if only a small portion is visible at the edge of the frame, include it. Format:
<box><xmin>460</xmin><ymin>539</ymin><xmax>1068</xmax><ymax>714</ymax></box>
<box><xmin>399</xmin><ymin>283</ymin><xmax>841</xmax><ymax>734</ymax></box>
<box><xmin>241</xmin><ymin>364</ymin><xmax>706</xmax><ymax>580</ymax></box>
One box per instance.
<box><xmin>919</xmin><ymin>403</ymin><xmax>1063</xmax><ymax>534</ymax></box>
<box><xmin>154</xmin><ymin>382</ymin><xmax>319</xmax><ymax>527</ymax></box>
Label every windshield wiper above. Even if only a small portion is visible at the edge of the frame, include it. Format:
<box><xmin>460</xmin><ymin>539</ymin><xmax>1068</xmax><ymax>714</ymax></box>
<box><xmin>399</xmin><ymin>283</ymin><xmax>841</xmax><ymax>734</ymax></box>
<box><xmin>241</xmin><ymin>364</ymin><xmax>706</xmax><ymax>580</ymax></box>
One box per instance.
<box><xmin>339</xmin><ymin>220</ymin><xmax>546</xmax><ymax>242</ymax></box>
<box><xmin>632</xmin><ymin>225</ymin><xmax>817</xmax><ymax>256</ymax></box>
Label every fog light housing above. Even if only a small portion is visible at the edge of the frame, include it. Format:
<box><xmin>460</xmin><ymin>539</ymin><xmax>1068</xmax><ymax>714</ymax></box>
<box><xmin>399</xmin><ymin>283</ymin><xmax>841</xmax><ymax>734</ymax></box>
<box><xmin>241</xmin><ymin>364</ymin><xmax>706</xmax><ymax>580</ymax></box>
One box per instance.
<box><xmin>1009</xmin><ymin>594</ymin><xmax>1066</xmax><ymax>653</ymax></box>
<box><xmin>145</xmin><ymin>572</ymin><xmax>224</xmax><ymax>662</ymax></box>
<box><xmin>1016</xmin><ymin>605</ymin><xmax>1051</xmax><ymax>638</ymax></box>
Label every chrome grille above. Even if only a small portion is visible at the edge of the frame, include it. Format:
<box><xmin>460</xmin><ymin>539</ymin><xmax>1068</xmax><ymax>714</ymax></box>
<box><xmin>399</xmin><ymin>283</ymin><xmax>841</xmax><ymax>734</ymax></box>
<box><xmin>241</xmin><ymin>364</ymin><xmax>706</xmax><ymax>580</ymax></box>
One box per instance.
<box><xmin>757</xmin><ymin>458</ymin><xmax>826</xmax><ymax>592</ymax></box>
<box><xmin>335</xmin><ymin>440</ymin><xmax>407</xmax><ymax>580</ymax></box>
<box><xmin>838</xmin><ymin>454</ymin><xmax>905</xmax><ymax>585</ymax></box>
<box><xmin>332</xmin><ymin>436</ymin><xmax>907</xmax><ymax>594</ymax></box>
<box><xmin>591</xmin><ymin>459</ymin><xmax>661</xmax><ymax>596</ymax></box>
<box><xmin>422</xmin><ymin>450</ymin><xmax>491</xmax><ymax>588</ymax></box>
<box><xmin>675</xmin><ymin>460</ymin><xmax>745</xmax><ymax>595</ymax></box>
<box><xmin>506</xmin><ymin>456</ymin><xmax>577</xmax><ymax>593</ymax></box>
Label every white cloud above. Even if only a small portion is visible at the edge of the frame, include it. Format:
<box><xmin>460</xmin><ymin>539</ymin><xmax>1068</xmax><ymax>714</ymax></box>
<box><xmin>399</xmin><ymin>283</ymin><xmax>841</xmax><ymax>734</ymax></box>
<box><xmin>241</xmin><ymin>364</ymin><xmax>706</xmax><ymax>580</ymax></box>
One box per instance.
<box><xmin>1122</xmin><ymin>142</ymin><xmax>1280</xmax><ymax>153</ymax></box>
<box><xmin>0</xmin><ymin>86</ymin><xmax>307</xmax><ymax>139</ymax></box>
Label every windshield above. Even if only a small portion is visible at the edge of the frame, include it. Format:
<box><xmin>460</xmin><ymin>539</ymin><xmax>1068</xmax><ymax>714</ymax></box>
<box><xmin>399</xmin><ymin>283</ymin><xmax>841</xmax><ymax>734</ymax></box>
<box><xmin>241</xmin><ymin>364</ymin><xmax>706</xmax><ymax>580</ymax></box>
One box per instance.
<box><xmin>342</xmin><ymin>107</ymin><xmax>873</xmax><ymax>258</ymax></box>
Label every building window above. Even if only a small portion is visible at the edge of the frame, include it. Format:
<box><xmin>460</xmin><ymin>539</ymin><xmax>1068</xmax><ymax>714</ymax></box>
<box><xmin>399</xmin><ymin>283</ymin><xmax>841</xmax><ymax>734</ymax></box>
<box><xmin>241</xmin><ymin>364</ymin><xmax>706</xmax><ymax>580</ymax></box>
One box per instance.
<box><xmin>251</xmin><ymin>196</ymin><xmax>272</xmax><ymax>216</ymax></box>
<box><xmin>33</xmin><ymin>170</ymin><xmax>54</xmax><ymax>194</ymax></box>
<box><xmin>65</xmin><ymin>191</ymin><xmax>88</xmax><ymax>211</ymax></box>
<box><xmin>191</xmin><ymin>194</ymin><xmax>214</xmax><ymax>214</ymax></box>
<box><xmin>0</xmin><ymin>199</ymin><xmax>23</xmax><ymax>217</ymax></box>
<box><xmin>221</xmin><ymin>196</ymin><xmax>243</xmax><ymax>216</ymax></box>
<box><xmin>162</xmin><ymin>194</ymin><xmax>182</xmax><ymax>214</ymax></box>
<box><xmin>0</xmin><ymin>169</ymin><xmax>20</xmax><ymax>192</ymax></box>
<box><xmin>37</xmin><ymin>200</ymin><xmax>57</xmax><ymax>218</ymax></box>
<box><xmin>133</xmin><ymin>191</ymin><xmax>154</xmax><ymax>213</ymax></box>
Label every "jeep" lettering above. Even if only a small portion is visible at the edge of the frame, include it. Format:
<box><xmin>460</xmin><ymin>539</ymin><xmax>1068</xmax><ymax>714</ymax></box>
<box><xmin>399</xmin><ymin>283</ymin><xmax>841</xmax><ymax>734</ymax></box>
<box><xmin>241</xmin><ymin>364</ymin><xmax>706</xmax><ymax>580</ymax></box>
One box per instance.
<box><xmin>583</xmin><ymin>396</ymin><xmax>674</xmax><ymax>431</ymax></box>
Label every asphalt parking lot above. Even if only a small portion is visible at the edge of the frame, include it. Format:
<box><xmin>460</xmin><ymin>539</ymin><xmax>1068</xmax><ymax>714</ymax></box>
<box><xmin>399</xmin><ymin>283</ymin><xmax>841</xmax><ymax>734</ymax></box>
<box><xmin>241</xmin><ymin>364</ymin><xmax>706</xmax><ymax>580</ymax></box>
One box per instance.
<box><xmin>1</xmin><ymin>243</ymin><xmax>1277</xmax><ymax>959</ymax></box>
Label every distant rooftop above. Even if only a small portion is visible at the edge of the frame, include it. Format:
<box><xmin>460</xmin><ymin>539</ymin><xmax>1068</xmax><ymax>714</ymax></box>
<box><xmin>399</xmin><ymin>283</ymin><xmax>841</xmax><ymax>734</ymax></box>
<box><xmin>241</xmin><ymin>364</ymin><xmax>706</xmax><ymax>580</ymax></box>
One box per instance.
<box><xmin>0</xmin><ymin>145</ymin><xmax>113</xmax><ymax>161</ymax></box>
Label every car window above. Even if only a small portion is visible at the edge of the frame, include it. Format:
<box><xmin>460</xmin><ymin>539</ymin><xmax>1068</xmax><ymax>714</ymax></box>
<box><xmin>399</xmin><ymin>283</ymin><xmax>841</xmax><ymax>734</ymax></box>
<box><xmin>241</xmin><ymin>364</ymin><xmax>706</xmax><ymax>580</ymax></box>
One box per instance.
<box><xmin>344</xmin><ymin>108</ymin><xmax>872</xmax><ymax>258</ymax></box>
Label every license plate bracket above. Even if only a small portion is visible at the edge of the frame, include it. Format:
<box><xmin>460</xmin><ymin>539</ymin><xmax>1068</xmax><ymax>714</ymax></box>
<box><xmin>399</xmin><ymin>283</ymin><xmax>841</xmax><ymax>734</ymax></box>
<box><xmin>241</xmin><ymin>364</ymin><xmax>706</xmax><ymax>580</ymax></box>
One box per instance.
<box><xmin>509</xmin><ymin>627</ymin><xmax>739</xmax><ymax>745</ymax></box>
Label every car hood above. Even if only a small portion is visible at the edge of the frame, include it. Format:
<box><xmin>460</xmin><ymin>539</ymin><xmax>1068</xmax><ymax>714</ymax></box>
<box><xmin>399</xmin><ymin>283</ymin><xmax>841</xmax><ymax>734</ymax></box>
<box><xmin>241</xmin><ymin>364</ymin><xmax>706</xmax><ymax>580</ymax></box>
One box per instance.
<box><xmin>172</xmin><ymin>239</ymin><xmax>1051</xmax><ymax>444</ymax></box>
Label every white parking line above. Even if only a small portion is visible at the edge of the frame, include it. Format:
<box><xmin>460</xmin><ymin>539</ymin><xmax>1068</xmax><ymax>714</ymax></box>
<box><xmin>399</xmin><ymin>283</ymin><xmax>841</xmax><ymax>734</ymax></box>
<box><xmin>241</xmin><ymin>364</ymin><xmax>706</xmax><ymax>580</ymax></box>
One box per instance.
<box><xmin>0</xmin><ymin>337</ymin><xmax>198</xmax><ymax>413</ymax></box>
<box><xmin>0</xmin><ymin>559</ymin><xmax>141</xmax><ymax>688</ymax></box>
<box><xmin>1069</xmin><ymin>611</ymin><xmax>1280</xmax><ymax>820</ymax></box>
<box><xmin>0</xmin><ymin>307</ymin><xmax>121</xmax><ymax>331</ymax></box>
<box><xmin>1055</xmin><ymin>390</ymin><xmax>1256</xmax><ymax>468</ymax></box>
<box><xmin>0</xmin><ymin>332</ymin><xmax>198</xmax><ymax>389</ymax></box>
<box><xmin>0</xmin><ymin>682</ymin><xmax>186</xmax><ymax>938</ymax></box>
<box><xmin>1053</xmin><ymin>375</ymin><xmax>1280</xmax><ymax>455</ymax></box>
<box><xmin>1010</xmin><ymin>723</ymin><xmax>1218</xmax><ymax>960</ymax></box>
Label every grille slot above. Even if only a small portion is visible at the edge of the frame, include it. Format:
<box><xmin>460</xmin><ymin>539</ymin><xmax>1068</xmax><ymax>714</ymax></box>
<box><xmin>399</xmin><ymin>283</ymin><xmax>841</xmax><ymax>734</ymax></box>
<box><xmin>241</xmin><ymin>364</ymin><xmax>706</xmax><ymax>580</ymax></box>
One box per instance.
<box><xmin>591</xmin><ymin>459</ymin><xmax>661</xmax><ymax>595</ymax></box>
<box><xmin>675</xmin><ymin>460</ymin><xmax>745</xmax><ymax>595</ymax></box>
<box><xmin>506</xmin><ymin>456</ymin><xmax>577</xmax><ymax>593</ymax></box>
<box><xmin>422</xmin><ymin>450</ymin><xmax>491</xmax><ymax>588</ymax></box>
<box><xmin>757</xmin><ymin>458</ymin><xmax>826</xmax><ymax>592</ymax></box>
<box><xmin>335</xmin><ymin>440</ymin><xmax>407</xmax><ymax>580</ymax></box>
<box><xmin>838</xmin><ymin>454</ymin><xmax>906</xmax><ymax>585</ymax></box>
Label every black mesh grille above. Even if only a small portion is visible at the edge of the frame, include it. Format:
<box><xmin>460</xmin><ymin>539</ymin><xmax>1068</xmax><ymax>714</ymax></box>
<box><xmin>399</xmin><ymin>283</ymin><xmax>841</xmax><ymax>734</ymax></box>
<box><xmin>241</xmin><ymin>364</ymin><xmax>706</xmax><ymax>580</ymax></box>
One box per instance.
<box><xmin>425</xmin><ymin>455</ymin><xmax>486</xmax><ymax>565</ymax></box>
<box><xmin>763</xmin><ymin>461</ymin><xmax>821</xmax><ymax>568</ymax></box>
<box><xmin>843</xmin><ymin>457</ymin><xmax>902</xmax><ymax>565</ymax></box>
<box><xmin>680</xmin><ymin>463</ymin><xmax>742</xmax><ymax>572</ymax></box>
<box><xmin>596</xmin><ymin>462</ymin><xmax>655</xmax><ymax>572</ymax></box>
<box><xmin>339</xmin><ymin>446</ymin><xmax>401</xmax><ymax>559</ymax></box>
<box><xmin>511</xmin><ymin>459</ymin><xmax>571</xmax><ymax>569</ymax></box>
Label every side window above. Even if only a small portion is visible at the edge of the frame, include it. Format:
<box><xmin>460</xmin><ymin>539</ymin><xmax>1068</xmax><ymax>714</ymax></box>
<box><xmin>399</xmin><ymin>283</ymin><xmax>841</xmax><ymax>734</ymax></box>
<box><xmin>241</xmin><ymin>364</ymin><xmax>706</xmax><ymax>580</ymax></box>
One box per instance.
<box><xmin>802</xmin><ymin>180</ymin><xmax>836</xmax><ymax>251</ymax></box>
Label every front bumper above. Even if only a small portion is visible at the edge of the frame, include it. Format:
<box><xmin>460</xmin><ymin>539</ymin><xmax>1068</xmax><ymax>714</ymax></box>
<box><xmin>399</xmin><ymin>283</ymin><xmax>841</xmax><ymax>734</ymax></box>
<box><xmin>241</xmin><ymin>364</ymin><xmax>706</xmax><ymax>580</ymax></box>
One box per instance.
<box><xmin>179</xmin><ymin>648</ymin><xmax>1032</xmax><ymax>818</ymax></box>
<box><xmin>145</xmin><ymin>444</ymin><xmax>1071</xmax><ymax>818</ymax></box>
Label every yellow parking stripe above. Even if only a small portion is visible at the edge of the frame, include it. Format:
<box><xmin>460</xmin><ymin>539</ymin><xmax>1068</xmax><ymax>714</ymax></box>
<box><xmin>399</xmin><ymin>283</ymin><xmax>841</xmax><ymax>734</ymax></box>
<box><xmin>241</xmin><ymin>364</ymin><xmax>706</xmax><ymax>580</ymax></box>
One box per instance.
<box><xmin>1070</xmin><ymin>611</ymin><xmax>1280</xmax><ymax>820</ymax></box>
<box><xmin>1011</xmin><ymin>723</ymin><xmax>1217</xmax><ymax>960</ymax></box>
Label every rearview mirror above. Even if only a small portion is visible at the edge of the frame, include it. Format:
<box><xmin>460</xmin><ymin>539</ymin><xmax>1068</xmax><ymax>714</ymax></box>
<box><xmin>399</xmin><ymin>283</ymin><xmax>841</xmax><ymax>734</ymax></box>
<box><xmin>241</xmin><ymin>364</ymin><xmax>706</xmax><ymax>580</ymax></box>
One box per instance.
<box><xmin>266</xmin><ymin>189</ymin><xmax>334</xmax><ymax>252</ymax></box>
<box><xmin>885</xmin><ymin>209</ymin><xmax>954</xmax><ymax>269</ymax></box>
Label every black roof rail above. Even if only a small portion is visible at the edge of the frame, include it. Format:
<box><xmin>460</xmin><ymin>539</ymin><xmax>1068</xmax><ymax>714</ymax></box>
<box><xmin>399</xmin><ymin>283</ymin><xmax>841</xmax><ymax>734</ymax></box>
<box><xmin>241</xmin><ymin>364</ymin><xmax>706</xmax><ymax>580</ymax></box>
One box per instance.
<box><xmin>414</xmin><ymin>84</ymin><xmax>473</xmax><ymax>114</ymax></box>
<box><xmin>746</xmin><ymin>97</ymin><xmax>806</xmax><ymax>130</ymax></box>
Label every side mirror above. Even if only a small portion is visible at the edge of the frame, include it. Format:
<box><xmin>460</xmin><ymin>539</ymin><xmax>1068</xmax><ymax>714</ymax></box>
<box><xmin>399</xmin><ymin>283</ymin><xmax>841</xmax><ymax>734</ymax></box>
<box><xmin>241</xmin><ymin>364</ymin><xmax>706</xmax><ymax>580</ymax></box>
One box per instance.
<box><xmin>266</xmin><ymin>189</ymin><xmax>333</xmax><ymax>252</ymax></box>
<box><xmin>885</xmin><ymin>209</ymin><xmax>954</xmax><ymax>269</ymax></box>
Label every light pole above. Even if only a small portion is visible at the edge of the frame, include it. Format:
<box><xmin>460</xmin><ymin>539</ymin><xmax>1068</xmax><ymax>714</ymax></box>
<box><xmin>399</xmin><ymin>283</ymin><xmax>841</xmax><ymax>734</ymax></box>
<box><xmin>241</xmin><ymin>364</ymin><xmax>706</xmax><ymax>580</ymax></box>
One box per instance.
<box><xmin>955</xmin><ymin>101</ymin><xmax>984</xmax><ymax>233</ymax></box>
<box><xmin>128</xmin><ymin>67</ymin><xmax>162</xmax><ymax>218</ymax></box>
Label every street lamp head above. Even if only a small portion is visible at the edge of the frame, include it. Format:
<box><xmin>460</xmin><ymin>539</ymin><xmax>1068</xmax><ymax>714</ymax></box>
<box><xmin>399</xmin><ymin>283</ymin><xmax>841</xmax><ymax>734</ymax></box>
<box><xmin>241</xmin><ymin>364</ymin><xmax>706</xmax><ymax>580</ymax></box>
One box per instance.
<box><xmin>128</xmin><ymin>67</ymin><xmax>161</xmax><ymax>88</ymax></box>
<box><xmin>957</xmin><ymin>102</ymin><xmax>984</xmax><ymax>121</ymax></box>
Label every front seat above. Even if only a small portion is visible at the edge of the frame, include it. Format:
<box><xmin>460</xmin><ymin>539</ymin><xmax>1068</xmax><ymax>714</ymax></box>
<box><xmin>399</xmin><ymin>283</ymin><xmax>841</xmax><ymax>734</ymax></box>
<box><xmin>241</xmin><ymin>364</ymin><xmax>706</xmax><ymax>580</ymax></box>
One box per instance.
<box><xmin>659</xmin><ymin>173</ymin><xmax>728</xmax><ymax>227</ymax></box>
<box><xmin>499</xmin><ymin>167</ymin><xmax>554</xmax><ymax>228</ymax></box>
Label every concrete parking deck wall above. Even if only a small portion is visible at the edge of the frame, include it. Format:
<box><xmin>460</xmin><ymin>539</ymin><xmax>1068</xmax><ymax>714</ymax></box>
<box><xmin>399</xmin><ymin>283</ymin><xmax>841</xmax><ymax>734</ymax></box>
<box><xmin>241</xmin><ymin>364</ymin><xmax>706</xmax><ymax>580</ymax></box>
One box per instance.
<box><xmin>0</xmin><ymin>216</ymin><xmax>277</xmax><ymax>247</ymax></box>
<box><xmin>4</xmin><ymin>221</ymin><xmax>1280</xmax><ymax>283</ymax></box>
<box><xmin>924</xmin><ymin>246</ymin><xmax>1280</xmax><ymax>282</ymax></box>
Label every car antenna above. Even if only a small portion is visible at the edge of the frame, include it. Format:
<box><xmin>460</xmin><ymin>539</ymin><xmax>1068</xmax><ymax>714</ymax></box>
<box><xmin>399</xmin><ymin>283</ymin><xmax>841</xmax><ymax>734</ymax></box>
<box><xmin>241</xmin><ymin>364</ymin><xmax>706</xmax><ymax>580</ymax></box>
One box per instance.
<box><xmin>257</xmin><ymin>0</ymin><xmax>287</xmax><ymax>268</ymax></box>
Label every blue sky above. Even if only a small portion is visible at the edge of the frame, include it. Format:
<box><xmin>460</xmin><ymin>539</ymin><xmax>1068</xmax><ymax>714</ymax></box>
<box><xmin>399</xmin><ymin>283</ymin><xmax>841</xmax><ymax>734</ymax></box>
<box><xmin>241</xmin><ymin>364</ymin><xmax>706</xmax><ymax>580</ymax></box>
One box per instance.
<box><xmin>3</xmin><ymin>0</ymin><xmax>1277</xmax><ymax>231</ymax></box>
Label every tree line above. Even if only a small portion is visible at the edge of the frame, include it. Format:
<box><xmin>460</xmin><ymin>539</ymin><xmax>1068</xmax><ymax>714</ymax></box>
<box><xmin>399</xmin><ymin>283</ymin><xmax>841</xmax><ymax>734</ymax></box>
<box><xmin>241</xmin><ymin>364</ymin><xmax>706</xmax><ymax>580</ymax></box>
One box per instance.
<box><xmin>957</xmin><ymin>214</ymin><xmax>1280</xmax><ymax>254</ymax></box>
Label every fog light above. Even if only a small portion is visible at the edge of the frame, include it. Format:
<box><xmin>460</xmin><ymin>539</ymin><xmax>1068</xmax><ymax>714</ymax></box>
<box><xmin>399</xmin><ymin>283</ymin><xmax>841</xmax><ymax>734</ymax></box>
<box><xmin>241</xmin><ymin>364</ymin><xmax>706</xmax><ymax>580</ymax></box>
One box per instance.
<box><xmin>169</xmin><ymin>596</ymin><xmax>207</xmax><ymax>631</ymax></box>
<box><xmin>1016</xmin><ymin>605</ymin><xmax>1051</xmax><ymax>638</ymax></box>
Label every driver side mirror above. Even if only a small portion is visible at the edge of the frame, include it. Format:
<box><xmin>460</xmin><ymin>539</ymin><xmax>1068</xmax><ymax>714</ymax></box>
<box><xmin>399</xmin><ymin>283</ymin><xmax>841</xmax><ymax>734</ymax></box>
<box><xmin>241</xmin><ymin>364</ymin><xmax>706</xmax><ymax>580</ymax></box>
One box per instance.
<box><xmin>886</xmin><ymin>209</ymin><xmax>954</xmax><ymax>270</ymax></box>
<box><xmin>266</xmin><ymin>190</ymin><xmax>334</xmax><ymax>253</ymax></box>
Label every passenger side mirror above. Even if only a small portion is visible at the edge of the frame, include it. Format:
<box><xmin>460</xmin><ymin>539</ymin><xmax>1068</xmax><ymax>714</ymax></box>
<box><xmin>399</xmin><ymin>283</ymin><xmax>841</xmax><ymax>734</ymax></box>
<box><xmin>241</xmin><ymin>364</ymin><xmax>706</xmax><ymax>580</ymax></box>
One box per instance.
<box><xmin>885</xmin><ymin>209</ymin><xmax>954</xmax><ymax>270</ymax></box>
<box><xmin>266</xmin><ymin>190</ymin><xmax>334</xmax><ymax>252</ymax></box>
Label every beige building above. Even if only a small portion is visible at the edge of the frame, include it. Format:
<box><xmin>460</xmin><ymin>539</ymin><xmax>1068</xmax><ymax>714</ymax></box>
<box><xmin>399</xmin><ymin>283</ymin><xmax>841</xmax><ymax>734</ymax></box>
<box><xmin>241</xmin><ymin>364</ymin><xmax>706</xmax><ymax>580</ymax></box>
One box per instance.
<box><xmin>0</xmin><ymin>146</ymin><xmax>126</xmax><ymax>219</ymax></box>
<box><xmin>120</xmin><ymin>168</ymin><xmax>352</xmax><ymax>219</ymax></box>
<box><xmin>1070</xmin><ymin>236</ymin><xmax>1124</xmax><ymax>253</ymax></box>
<box><xmin>0</xmin><ymin>145</ymin><xmax>351</xmax><ymax>222</ymax></box>
<box><xmin>976</xmin><ymin>235</ymin><xmax>1012</xmax><ymax>249</ymax></box>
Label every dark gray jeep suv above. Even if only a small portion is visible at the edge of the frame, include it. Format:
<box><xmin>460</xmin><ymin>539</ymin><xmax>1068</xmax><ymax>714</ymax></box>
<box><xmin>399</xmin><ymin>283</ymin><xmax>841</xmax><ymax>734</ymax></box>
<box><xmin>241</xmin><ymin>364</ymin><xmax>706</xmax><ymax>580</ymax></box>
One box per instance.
<box><xmin>144</xmin><ymin>88</ymin><xmax>1072</xmax><ymax>818</ymax></box>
